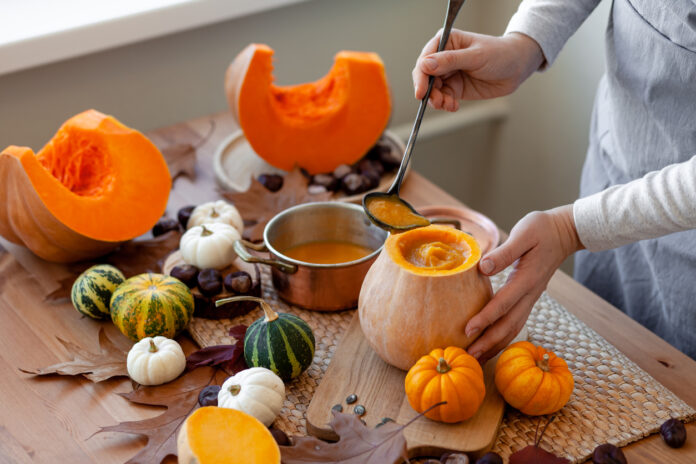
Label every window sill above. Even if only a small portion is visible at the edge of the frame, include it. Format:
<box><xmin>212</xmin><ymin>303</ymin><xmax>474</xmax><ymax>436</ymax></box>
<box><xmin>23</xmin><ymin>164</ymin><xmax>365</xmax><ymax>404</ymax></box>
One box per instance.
<box><xmin>0</xmin><ymin>0</ymin><xmax>307</xmax><ymax>76</ymax></box>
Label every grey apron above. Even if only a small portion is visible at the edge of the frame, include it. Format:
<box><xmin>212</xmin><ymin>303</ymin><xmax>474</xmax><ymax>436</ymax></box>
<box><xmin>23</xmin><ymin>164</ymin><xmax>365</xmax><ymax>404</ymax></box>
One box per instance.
<box><xmin>574</xmin><ymin>0</ymin><xmax>696</xmax><ymax>358</ymax></box>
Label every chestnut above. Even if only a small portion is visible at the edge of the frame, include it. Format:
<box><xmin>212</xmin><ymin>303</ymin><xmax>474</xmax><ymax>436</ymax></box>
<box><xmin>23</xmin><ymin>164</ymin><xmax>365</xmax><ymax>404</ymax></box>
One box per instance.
<box><xmin>170</xmin><ymin>264</ymin><xmax>199</xmax><ymax>288</ymax></box>
<box><xmin>332</xmin><ymin>164</ymin><xmax>353</xmax><ymax>179</ymax></box>
<box><xmin>311</xmin><ymin>173</ymin><xmax>340</xmax><ymax>191</ymax></box>
<box><xmin>475</xmin><ymin>452</ymin><xmax>502</xmax><ymax>464</ymax></box>
<box><xmin>258</xmin><ymin>173</ymin><xmax>284</xmax><ymax>192</ymax></box>
<box><xmin>152</xmin><ymin>218</ymin><xmax>179</xmax><ymax>237</ymax></box>
<box><xmin>342</xmin><ymin>173</ymin><xmax>370</xmax><ymax>195</ymax></box>
<box><xmin>198</xmin><ymin>385</ymin><xmax>220</xmax><ymax>407</ymax></box>
<box><xmin>660</xmin><ymin>418</ymin><xmax>686</xmax><ymax>448</ymax></box>
<box><xmin>592</xmin><ymin>443</ymin><xmax>626</xmax><ymax>464</ymax></box>
<box><xmin>197</xmin><ymin>268</ymin><xmax>223</xmax><ymax>296</ymax></box>
<box><xmin>177</xmin><ymin>205</ymin><xmax>196</xmax><ymax>229</ymax></box>
<box><xmin>224</xmin><ymin>271</ymin><xmax>253</xmax><ymax>294</ymax></box>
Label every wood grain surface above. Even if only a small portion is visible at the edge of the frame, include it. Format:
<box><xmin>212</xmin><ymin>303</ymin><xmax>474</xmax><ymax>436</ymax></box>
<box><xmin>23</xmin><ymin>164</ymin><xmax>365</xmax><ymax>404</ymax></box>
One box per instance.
<box><xmin>0</xmin><ymin>111</ymin><xmax>694</xmax><ymax>463</ymax></box>
<box><xmin>306</xmin><ymin>314</ymin><xmax>506</xmax><ymax>460</ymax></box>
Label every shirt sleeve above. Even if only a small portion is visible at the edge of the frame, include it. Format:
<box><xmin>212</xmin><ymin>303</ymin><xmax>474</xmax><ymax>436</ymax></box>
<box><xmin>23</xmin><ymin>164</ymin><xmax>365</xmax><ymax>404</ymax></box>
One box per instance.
<box><xmin>505</xmin><ymin>0</ymin><xmax>603</xmax><ymax>68</ymax></box>
<box><xmin>573</xmin><ymin>155</ymin><xmax>696</xmax><ymax>252</ymax></box>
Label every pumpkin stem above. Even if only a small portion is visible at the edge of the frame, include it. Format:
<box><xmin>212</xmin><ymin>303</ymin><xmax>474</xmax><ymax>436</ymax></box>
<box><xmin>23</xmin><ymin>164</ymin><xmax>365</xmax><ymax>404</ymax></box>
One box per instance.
<box><xmin>228</xmin><ymin>384</ymin><xmax>241</xmax><ymax>396</ymax></box>
<box><xmin>210</xmin><ymin>208</ymin><xmax>219</xmax><ymax>218</ymax></box>
<box><xmin>536</xmin><ymin>353</ymin><xmax>550</xmax><ymax>372</ymax></box>
<box><xmin>436</xmin><ymin>357</ymin><xmax>451</xmax><ymax>374</ymax></box>
<box><xmin>148</xmin><ymin>339</ymin><xmax>158</xmax><ymax>353</ymax></box>
<box><xmin>215</xmin><ymin>296</ymin><xmax>279</xmax><ymax>322</ymax></box>
<box><xmin>200</xmin><ymin>225</ymin><xmax>213</xmax><ymax>236</ymax></box>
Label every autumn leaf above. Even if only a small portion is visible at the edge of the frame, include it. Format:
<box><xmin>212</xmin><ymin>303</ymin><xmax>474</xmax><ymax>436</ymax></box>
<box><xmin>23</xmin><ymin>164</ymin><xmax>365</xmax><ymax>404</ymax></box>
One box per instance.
<box><xmin>95</xmin><ymin>366</ymin><xmax>228</xmax><ymax>464</ymax></box>
<box><xmin>19</xmin><ymin>327</ymin><xmax>130</xmax><ymax>382</ymax></box>
<box><xmin>279</xmin><ymin>403</ymin><xmax>446</xmax><ymax>464</ymax></box>
<box><xmin>185</xmin><ymin>325</ymin><xmax>248</xmax><ymax>375</ymax></box>
<box><xmin>222</xmin><ymin>168</ymin><xmax>332</xmax><ymax>241</ymax></box>
<box><xmin>509</xmin><ymin>416</ymin><xmax>570</xmax><ymax>464</ymax></box>
<box><xmin>45</xmin><ymin>230</ymin><xmax>181</xmax><ymax>302</ymax></box>
<box><xmin>160</xmin><ymin>120</ymin><xmax>215</xmax><ymax>182</ymax></box>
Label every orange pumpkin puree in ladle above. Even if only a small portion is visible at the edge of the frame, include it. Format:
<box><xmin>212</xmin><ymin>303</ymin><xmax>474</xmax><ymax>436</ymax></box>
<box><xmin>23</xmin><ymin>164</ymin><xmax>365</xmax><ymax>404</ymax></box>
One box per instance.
<box><xmin>365</xmin><ymin>195</ymin><xmax>430</xmax><ymax>229</ymax></box>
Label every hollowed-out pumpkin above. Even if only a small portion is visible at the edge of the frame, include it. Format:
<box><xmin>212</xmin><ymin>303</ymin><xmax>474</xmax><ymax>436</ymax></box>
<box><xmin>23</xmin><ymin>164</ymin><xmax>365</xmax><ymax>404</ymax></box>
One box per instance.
<box><xmin>0</xmin><ymin>110</ymin><xmax>171</xmax><ymax>262</ymax></box>
<box><xmin>358</xmin><ymin>225</ymin><xmax>493</xmax><ymax>370</ymax></box>
<box><xmin>225</xmin><ymin>44</ymin><xmax>391</xmax><ymax>174</ymax></box>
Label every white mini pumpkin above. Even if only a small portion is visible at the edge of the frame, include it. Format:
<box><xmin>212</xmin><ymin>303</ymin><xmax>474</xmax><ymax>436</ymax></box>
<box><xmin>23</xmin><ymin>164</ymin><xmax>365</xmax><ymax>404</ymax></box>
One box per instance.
<box><xmin>188</xmin><ymin>200</ymin><xmax>244</xmax><ymax>235</ymax></box>
<box><xmin>218</xmin><ymin>367</ymin><xmax>285</xmax><ymax>426</ymax></box>
<box><xmin>180</xmin><ymin>223</ymin><xmax>240</xmax><ymax>270</ymax></box>
<box><xmin>127</xmin><ymin>336</ymin><xmax>186</xmax><ymax>386</ymax></box>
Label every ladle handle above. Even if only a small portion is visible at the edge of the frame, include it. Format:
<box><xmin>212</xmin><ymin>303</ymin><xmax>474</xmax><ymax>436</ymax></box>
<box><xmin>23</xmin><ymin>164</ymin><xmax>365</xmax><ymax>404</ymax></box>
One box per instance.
<box><xmin>389</xmin><ymin>0</ymin><xmax>466</xmax><ymax>195</ymax></box>
<box><xmin>233</xmin><ymin>240</ymin><xmax>297</xmax><ymax>274</ymax></box>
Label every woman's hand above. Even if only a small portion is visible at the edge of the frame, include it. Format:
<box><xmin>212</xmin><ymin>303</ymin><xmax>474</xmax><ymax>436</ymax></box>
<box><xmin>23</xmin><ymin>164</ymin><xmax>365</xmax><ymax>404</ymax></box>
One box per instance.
<box><xmin>465</xmin><ymin>205</ymin><xmax>584</xmax><ymax>363</ymax></box>
<box><xmin>413</xmin><ymin>30</ymin><xmax>544</xmax><ymax>111</ymax></box>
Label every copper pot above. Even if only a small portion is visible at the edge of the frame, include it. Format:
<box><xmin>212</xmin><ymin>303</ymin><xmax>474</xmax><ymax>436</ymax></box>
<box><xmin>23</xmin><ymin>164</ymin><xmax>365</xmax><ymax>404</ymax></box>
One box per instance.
<box><xmin>233</xmin><ymin>202</ymin><xmax>387</xmax><ymax>311</ymax></box>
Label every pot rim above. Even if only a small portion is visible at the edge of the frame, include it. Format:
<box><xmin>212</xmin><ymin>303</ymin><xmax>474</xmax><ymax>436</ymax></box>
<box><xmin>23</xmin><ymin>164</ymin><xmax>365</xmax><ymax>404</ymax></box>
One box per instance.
<box><xmin>263</xmin><ymin>202</ymin><xmax>386</xmax><ymax>269</ymax></box>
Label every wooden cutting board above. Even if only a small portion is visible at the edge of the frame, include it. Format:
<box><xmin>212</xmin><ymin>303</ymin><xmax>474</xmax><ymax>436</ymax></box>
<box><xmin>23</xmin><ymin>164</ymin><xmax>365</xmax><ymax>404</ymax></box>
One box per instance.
<box><xmin>306</xmin><ymin>312</ymin><xmax>506</xmax><ymax>461</ymax></box>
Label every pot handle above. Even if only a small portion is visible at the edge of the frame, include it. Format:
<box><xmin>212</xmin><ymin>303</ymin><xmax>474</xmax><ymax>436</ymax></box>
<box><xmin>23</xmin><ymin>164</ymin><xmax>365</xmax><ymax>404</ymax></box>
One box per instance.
<box><xmin>233</xmin><ymin>240</ymin><xmax>297</xmax><ymax>274</ymax></box>
<box><xmin>429</xmin><ymin>217</ymin><xmax>462</xmax><ymax>230</ymax></box>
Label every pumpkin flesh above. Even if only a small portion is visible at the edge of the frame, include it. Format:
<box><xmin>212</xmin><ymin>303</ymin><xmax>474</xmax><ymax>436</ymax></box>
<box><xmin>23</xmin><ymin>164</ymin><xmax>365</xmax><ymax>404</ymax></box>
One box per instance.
<box><xmin>0</xmin><ymin>110</ymin><xmax>170</xmax><ymax>262</ymax></box>
<box><xmin>177</xmin><ymin>406</ymin><xmax>280</xmax><ymax>464</ymax></box>
<box><xmin>359</xmin><ymin>225</ymin><xmax>493</xmax><ymax>370</ymax></box>
<box><xmin>226</xmin><ymin>44</ymin><xmax>391</xmax><ymax>174</ymax></box>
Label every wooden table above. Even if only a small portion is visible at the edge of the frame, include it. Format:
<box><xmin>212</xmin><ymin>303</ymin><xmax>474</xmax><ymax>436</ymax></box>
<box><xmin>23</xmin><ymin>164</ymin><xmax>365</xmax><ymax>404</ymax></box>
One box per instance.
<box><xmin>0</xmin><ymin>112</ymin><xmax>694</xmax><ymax>463</ymax></box>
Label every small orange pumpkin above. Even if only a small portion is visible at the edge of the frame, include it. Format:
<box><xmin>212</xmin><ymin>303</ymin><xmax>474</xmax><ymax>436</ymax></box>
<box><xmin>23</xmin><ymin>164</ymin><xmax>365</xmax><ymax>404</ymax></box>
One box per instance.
<box><xmin>494</xmin><ymin>341</ymin><xmax>574</xmax><ymax>416</ymax></box>
<box><xmin>405</xmin><ymin>346</ymin><xmax>486</xmax><ymax>423</ymax></box>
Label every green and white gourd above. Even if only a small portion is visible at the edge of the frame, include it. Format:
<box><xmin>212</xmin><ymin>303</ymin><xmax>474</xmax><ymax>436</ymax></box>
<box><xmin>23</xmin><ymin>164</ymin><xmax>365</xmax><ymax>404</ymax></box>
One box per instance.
<box><xmin>71</xmin><ymin>264</ymin><xmax>125</xmax><ymax>320</ymax></box>
<box><xmin>216</xmin><ymin>296</ymin><xmax>315</xmax><ymax>381</ymax></box>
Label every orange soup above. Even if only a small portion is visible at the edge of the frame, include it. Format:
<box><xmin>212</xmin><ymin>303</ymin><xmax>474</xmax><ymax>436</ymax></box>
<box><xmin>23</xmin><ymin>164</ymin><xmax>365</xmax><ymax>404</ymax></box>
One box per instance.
<box><xmin>402</xmin><ymin>239</ymin><xmax>467</xmax><ymax>270</ymax></box>
<box><xmin>365</xmin><ymin>195</ymin><xmax>430</xmax><ymax>228</ymax></box>
<box><xmin>282</xmin><ymin>240</ymin><xmax>373</xmax><ymax>264</ymax></box>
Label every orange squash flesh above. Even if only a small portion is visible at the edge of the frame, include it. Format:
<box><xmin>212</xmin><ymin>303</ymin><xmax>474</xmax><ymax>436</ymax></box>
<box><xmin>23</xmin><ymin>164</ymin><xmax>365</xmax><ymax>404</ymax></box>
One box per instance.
<box><xmin>359</xmin><ymin>225</ymin><xmax>493</xmax><ymax>370</ymax></box>
<box><xmin>226</xmin><ymin>44</ymin><xmax>391</xmax><ymax>174</ymax></box>
<box><xmin>177</xmin><ymin>406</ymin><xmax>281</xmax><ymax>464</ymax></box>
<box><xmin>0</xmin><ymin>110</ymin><xmax>171</xmax><ymax>262</ymax></box>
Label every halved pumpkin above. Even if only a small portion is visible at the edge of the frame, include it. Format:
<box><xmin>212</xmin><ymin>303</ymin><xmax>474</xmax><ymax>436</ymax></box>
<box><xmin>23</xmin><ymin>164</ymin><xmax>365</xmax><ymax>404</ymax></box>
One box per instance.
<box><xmin>0</xmin><ymin>110</ymin><xmax>171</xmax><ymax>262</ymax></box>
<box><xmin>225</xmin><ymin>44</ymin><xmax>391</xmax><ymax>174</ymax></box>
<box><xmin>359</xmin><ymin>225</ymin><xmax>493</xmax><ymax>370</ymax></box>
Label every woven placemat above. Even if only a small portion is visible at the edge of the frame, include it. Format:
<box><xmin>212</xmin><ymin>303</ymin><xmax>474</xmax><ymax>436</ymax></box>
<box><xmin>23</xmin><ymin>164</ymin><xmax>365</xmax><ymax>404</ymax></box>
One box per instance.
<box><xmin>188</xmin><ymin>268</ymin><xmax>695</xmax><ymax>463</ymax></box>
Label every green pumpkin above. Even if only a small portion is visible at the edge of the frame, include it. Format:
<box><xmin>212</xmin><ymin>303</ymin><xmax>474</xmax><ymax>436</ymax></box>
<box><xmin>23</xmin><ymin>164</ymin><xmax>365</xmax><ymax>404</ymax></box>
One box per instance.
<box><xmin>71</xmin><ymin>264</ymin><xmax>126</xmax><ymax>320</ymax></box>
<box><xmin>110</xmin><ymin>273</ymin><xmax>194</xmax><ymax>341</ymax></box>
<box><xmin>217</xmin><ymin>296</ymin><xmax>315</xmax><ymax>381</ymax></box>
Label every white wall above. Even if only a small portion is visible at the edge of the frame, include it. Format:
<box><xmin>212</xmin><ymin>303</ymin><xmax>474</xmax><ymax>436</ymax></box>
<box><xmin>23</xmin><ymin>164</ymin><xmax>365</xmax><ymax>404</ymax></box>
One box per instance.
<box><xmin>0</xmin><ymin>0</ymin><xmax>612</xmax><ymax>272</ymax></box>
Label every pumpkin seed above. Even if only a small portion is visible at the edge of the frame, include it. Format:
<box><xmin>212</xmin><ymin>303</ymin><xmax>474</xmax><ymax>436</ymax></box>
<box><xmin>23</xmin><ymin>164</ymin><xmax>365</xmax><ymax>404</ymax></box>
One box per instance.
<box><xmin>354</xmin><ymin>404</ymin><xmax>366</xmax><ymax>416</ymax></box>
<box><xmin>346</xmin><ymin>394</ymin><xmax>358</xmax><ymax>404</ymax></box>
<box><xmin>331</xmin><ymin>404</ymin><xmax>343</xmax><ymax>413</ymax></box>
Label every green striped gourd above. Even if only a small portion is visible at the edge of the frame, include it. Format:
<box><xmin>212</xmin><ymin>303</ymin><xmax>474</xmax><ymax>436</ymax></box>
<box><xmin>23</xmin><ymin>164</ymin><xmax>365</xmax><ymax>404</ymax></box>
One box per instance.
<box><xmin>110</xmin><ymin>273</ymin><xmax>194</xmax><ymax>341</ymax></box>
<box><xmin>216</xmin><ymin>296</ymin><xmax>315</xmax><ymax>381</ymax></box>
<box><xmin>71</xmin><ymin>264</ymin><xmax>125</xmax><ymax>320</ymax></box>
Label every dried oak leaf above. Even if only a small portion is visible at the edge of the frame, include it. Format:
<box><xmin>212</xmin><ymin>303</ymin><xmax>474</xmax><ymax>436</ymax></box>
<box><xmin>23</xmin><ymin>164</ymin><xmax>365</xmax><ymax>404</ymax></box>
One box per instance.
<box><xmin>45</xmin><ymin>230</ymin><xmax>181</xmax><ymax>302</ymax></box>
<box><xmin>185</xmin><ymin>325</ymin><xmax>248</xmax><ymax>375</ymax></box>
<box><xmin>96</xmin><ymin>366</ymin><xmax>228</xmax><ymax>464</ymax></box>
<box><xmin>160</xmin><ymin>120</ymin><xmax>215</xmax><ymax>182</ymax></box>
<box><xmin>509</xmin><ymin>416</ymin><xmax>569</xmax><ymax>464</ymax></box>
<box><xmin>280</xmin><ymin>410</ymin><xmax>409</xmax><ymax>464</ymax></box>
<box><xmin>19</xmin><ymin>327</ymin><xmax>129</xmax><ymax>382</ymax></box>
<box><xmin>222</xmin><ymin>168</ymin><xmax>331</xmax><ymax>241</ymax></box>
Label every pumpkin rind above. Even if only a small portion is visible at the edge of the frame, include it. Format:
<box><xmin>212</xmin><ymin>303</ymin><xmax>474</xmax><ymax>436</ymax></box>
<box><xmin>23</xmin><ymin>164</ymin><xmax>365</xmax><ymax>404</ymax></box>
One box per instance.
<box><xmin>494</xmin><ymin>341</ymin><xmax>574</xmax><ymax>416</ymax></box>
<box><xmin>225</xmin><ymin>44</ymin><xmax>392</xmax><ymax>174</ymax></box>
<box><xmin>71</xmin><ymin>264</ymin><xmax>125</xmax><ymax>320</ymax></box>
<box><xmin>359</xmin><ymin>225</ymin><xmax>493</xmax><ymax>370</ymax></box>
<box><xmin>177</xmin><ymin>406</ymin><xmax>280</xmax><ymax>464</ymax></box>
<box><xmin>110</xmin><ymin>273</ymin><xmax>194</xmax><ymax>341</ymax></box>
<box><xmin>0</xmin><ymin>110</ymin><xmax>171</xmax><ymax>262</ymax></box>
<box><xmin>405</xmin><ymin>347</ymin><xmax>486</xmax><ymax>423</ymax></box>
<box><xmin>244</xmin><ymin>312</ymin><xmax>315</xmax><ymax>381</ymax></box>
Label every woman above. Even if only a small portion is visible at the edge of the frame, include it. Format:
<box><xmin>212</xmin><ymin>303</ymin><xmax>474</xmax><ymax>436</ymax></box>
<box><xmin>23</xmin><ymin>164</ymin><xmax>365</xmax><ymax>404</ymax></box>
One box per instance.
<box><xmin>412</xmin><ymin>0</ymin><xmax>696</xmax><ymax>362</ymax></box>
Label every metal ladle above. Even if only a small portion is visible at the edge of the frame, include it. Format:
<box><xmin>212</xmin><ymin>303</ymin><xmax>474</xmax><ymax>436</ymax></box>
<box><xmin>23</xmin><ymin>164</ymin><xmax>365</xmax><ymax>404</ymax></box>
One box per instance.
<box><xmin>364</xmin><ymin>0</ymin><xmax>466</xmax><ymax>233</ymax></box>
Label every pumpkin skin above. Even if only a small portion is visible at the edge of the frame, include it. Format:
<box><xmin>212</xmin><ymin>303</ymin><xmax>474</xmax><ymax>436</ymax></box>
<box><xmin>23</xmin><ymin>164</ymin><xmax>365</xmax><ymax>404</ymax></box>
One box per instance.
<box><xmin>110</xmin><ymin>273</ymin><xmax>194</xmax><ymax>341</ymax></box>
<box><xmin>218</xmin><ymin>296</ymin><xmax>315</xmax><ymax>381</ymax></box>
<box><xmin>177</xmin><ymin>406</ymin><xmax>280</xmax><ymax>464</ymax></box>
<box><xmin>494</xmin><ymin>341</ymin><xmax>574</xmax><ymax>416</ymax></box>
<box><xmin>0</xmin><ymin>110</ymin><xmax>171</xmax><ymax>262</ymax></box>
<box><xmin>405</xmin><ymin>347</ymin><xmax>486</xmax><ymax>423</ymax></box>
<box><xmin>225</xmin><ymin>44</ymin><xmax>391</xmax><ymax>174</ymax></box>
<box><xmin>71</xmin><ymin>264</ymin><xmax>125</xmax><ymax>320</ymax></box>
<box><xmin>359</xmin><ymin>225</ymin><xmax>493</xmax><ymax>370</ymax></box>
